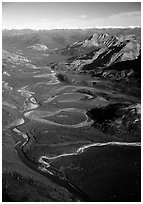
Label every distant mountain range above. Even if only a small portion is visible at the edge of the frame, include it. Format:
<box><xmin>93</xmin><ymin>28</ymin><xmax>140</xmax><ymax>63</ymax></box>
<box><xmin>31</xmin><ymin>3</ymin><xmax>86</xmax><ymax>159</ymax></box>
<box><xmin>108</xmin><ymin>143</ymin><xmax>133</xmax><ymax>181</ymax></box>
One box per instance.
<box><xmin>2</xmin><ymin>28</ymin><xmax>141</xmax><ymax>51</ymax></box>
<box><xmin>51</xmin><ymin>32</ymin><xmax>140</xmax><ymax>85</ymax></box>
<box><xmin>2</xmin><ymin>28</ymin><xmax>141</xmax><ymax>96</ymax></box>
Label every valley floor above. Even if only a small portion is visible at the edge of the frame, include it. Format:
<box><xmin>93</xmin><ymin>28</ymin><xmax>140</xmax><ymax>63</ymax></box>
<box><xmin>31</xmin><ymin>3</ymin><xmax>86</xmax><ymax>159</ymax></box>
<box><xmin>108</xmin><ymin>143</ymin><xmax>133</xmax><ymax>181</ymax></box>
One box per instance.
<box><xmin>2</xmin><ymin>47</ymin><xmax>141</xmax><ymax>201</ymax></box>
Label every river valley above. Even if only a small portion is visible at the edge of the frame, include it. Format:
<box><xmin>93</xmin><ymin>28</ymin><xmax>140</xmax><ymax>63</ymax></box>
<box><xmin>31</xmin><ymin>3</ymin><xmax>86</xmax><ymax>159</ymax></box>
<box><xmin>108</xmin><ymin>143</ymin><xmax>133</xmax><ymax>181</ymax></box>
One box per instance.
<box><xmin>2</xmin><ymin>29</ymin><xmax>141</xmax><ymax>202</ymax></box>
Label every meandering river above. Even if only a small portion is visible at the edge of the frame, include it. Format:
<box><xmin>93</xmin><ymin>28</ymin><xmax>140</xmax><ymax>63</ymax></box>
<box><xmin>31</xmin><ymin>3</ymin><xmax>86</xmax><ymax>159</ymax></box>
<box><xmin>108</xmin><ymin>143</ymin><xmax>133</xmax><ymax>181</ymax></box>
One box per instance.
<box><xmin>5</xmin><ymin>66</ymin><xmax>141</xmax><ymax>201</ymax></box>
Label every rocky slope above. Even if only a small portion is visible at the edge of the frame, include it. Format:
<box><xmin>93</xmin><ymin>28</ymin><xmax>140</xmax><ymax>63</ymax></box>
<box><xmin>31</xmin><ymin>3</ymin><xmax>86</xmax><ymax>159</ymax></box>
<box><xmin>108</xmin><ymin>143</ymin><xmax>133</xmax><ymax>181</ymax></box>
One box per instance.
<box><xmin>2</xmin><ymin>28</ymin><xmax>141</xmax><ymax>51</ymax></box>
<box><xmin>52</xmin><ymin>33</ymin><xmax>141</xmax><ymax>83</ymax></box>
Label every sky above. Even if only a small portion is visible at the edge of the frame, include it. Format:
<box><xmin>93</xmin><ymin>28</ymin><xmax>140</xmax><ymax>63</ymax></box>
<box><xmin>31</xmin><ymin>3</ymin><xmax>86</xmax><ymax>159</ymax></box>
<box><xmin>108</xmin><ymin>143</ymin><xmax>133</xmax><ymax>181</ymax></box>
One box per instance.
<box><xmin>2</xmin><ymin>2</ymin><xmax>141</xmax><ymax>29</ymax></box>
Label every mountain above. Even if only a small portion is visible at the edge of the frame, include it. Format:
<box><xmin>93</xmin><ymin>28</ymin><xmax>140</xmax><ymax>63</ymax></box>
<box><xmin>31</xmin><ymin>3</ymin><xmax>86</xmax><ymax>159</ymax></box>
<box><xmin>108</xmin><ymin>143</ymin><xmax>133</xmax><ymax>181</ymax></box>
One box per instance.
<box><xmin>52</xmin><ymin>33</ymin><xmax>141</xmax><ymax>83</ymax></box>
<box><xmin>2</xmin><ymin>28</ymin><xmax>141</xmax><ymax>202</ymax></box>
<box><xmin>2</xmin><ymin>28</ymin><xmax>141</xmax><ymax>52</ymax></box>
<box><xmin>60</xmin><ymin>33</ymin><xmax>140</xmax><ymax>58</ymax></box>
<box><xmin>2</xmin><ymin>28</ymin><xmax>141</xmax><ymax>95</ymax></box>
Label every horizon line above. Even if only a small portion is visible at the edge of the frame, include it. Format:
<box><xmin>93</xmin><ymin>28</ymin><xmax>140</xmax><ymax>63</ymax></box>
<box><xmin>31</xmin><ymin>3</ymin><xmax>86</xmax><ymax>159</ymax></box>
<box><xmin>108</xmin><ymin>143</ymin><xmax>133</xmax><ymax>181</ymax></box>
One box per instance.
<box><xmin>2</xmin><ymin>26</ymin><xmax>141</xmax><ymax>31</ymax></box>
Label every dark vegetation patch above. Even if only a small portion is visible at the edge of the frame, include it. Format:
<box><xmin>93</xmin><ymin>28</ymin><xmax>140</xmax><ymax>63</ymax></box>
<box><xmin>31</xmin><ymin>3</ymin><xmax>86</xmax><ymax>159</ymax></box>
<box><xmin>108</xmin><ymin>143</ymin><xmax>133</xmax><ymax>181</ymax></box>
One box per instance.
<box><xmin>62</xmin><ymin>145</ymin><xmax>141</xmax><ymax>201</ymax></box>
<box><xmin>2</xmin><ymin>172</ymin><xmax>57</xmax><ymax>202</ymax></box>
<box><xmin>87</xmin><ymin>103</ymin><xmax>141</xmax><ymax>141</ymax></box>
<box><xmin>56</xmin><ymin>73</ymin><xmax>71</xmax><ymax>83</ymax></box>
<box><xmin>105</xmin><ymin>54</ymin><xmax>141</xmax><ymax>75</ymax></box>
<box><xmin>92</xmin><ymin>55</ymin><xmax>141</xmax><ymax>98</ymax></box>
<box><xmin>87</xmin><ymin>103</ymin><xmax>128</xmax><ymax>123</ymax></box>
<box><xmin>76</xmin><ymin>88</ymin><xmax>94</xmax><ymax>96</ymax></box>
<box><xmin>2</xmin><ymin>171</ymin><xmax>75</xmax><ymax>202</ymax></box>
<box><xmin>112</xmin><ymin>79</ymin><xmax>141</xmax><ymax>98</ymax></box>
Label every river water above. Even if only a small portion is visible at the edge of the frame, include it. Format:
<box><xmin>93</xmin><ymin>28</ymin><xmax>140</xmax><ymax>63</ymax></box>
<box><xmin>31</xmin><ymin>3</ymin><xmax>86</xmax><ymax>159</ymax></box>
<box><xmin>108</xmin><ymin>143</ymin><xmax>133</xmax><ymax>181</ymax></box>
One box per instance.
<box><xmin>4</xmin><ymin>65</ymin><xmax>141</xmax><ymax>201</ymax></box>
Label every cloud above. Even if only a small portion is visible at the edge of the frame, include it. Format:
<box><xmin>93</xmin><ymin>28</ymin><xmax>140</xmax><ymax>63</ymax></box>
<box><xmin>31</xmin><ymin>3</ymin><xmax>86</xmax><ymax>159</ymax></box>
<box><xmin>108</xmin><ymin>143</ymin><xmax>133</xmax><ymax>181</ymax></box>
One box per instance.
<box><xmin>90</xmin><ymin>11</ymin><xmax>141</xmax><ymax>28</ymax></box>
<box><xmin>40</xmin><ymin>11</ymin><xmax>141</xmax><ymax>29</ymax></box>
<box><xmin>5</xmin><ymin>11</ymin><xmax>140</xmax><ymax>29</ymax></box>
<box><xmin>80</xmin><ymin>14</ymin><xmax>87</xmax><ymax>18</ymax></box>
